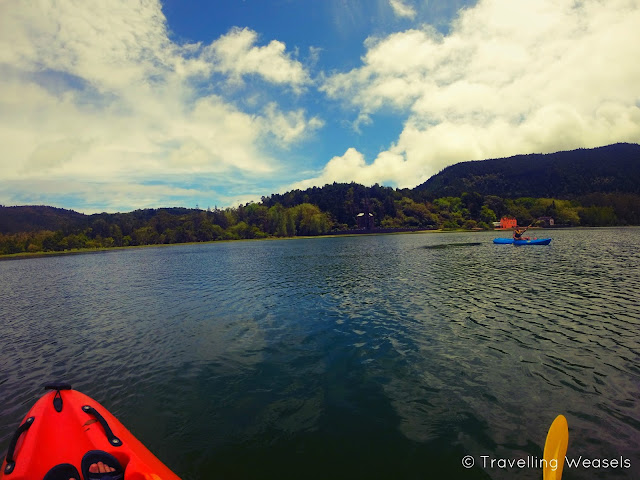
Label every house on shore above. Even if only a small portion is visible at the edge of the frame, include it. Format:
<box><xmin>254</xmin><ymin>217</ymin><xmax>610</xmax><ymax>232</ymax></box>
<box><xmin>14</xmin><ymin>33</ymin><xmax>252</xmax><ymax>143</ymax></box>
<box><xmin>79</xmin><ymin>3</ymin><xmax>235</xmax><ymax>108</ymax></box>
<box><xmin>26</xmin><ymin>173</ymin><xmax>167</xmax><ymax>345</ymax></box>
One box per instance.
<box><xmin>537</xmin><ymin>216</ymin><xmax>555</xmax><ymax>227</ymax></box>
<box><xmin>357</xmin><ymin>212</ymin><xmax>374</xmax><ymax>230</ymax></box>
<box><xmin>498</xmin><ymin>217</ymin><xmax>517</xmax><ymax>229</ymax></box>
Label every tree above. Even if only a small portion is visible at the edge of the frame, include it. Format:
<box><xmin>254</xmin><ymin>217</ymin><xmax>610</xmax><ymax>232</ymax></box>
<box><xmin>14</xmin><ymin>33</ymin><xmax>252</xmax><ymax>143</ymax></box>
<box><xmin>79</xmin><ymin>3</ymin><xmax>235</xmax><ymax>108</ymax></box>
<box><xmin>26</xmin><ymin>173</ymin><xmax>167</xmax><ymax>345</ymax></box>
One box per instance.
<box><xmin>110</xmin><ymin>225</ymin><xmax>124</xmax><ymax>247</ymax></box>
<box><xmin>228</xmin><ymin>221</ymin><xmax>251</xmax><ymax>239</ymax></box>
<box><xmin>291</xmin><ymin>203</ymin><xmax>331</xmax><ymax>236</ymax></box>
<box><xmin>579</xmin><ymin>206</ymin><xmax>617</xmax><ymax>226</ymax></box>
<box><xmin>132</xmin><ymin>226</ymin><xmax>158</xmax><ymax>245</ymax></box>
<box><xmin>461</xmin><ymin>192</ymin><xmax>483</xmax><ymax>219</ymax></box>
<box><xmin>553</xmin><ymin>200</ymin><xmax>581</xmax><ymax>226</ymax></box>
<box><xmin>245</xmin><ymin>203</ymin><xmax>268</xmax><ymax>232</ymax></box>
<box><xmin>480</xmin><ymin>205</ymin><xmax>497</xmax><ymax>224</ymax></box>
<box><xmin>484</xmin><ymin>195</ymin><xmax>506</xmax><ymax>219</ymax></box>
<box><xmin>399</xmin><ymin>198</ymin><xmax>436</xmax><ymax>228</ymax></box>
<box><xmin>267</xmin><ymin>204</ymin><xmax>290</xmax><ymax>237</ymax></box>
<box><xmin>434</xmin><ymin>197</ymin><xmax>463</xmax><ymax>213</ymax></box>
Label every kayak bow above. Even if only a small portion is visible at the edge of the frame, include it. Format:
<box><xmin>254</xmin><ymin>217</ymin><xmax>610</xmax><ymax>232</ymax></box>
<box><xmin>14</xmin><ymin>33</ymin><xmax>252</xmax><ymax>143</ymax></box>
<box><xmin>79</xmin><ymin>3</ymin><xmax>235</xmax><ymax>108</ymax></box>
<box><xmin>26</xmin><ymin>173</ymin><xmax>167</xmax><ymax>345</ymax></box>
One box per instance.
<box><xmin>1</xmin><ymin>383</ymin><xmax>180</xmax><ymax>480</ymax></box>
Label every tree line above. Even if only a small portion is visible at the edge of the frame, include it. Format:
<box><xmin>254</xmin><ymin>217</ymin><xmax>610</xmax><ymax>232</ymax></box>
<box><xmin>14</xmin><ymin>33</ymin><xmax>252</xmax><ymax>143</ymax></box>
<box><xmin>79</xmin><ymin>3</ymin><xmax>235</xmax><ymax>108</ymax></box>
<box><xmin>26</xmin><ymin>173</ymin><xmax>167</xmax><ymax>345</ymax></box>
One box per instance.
<box><xmin>1</xmin><ymin>184</ymin><xmax>639</xmax><ymax>256</ymax></box>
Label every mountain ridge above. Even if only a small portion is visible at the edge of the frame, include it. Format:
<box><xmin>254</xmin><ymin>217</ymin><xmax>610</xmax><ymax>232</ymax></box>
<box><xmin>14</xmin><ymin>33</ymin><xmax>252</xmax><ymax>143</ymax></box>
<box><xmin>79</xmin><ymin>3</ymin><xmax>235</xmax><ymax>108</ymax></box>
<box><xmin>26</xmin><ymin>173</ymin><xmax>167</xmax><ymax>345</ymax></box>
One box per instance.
<box><xmin>2</xmin><ymin>142</ymin><xmax>640</xmax><ymax>236</ymax></box>
<box><xmin>415</xmin><ymin>143</ymin><xmax>640</xmax><ymax>199</ymax></box>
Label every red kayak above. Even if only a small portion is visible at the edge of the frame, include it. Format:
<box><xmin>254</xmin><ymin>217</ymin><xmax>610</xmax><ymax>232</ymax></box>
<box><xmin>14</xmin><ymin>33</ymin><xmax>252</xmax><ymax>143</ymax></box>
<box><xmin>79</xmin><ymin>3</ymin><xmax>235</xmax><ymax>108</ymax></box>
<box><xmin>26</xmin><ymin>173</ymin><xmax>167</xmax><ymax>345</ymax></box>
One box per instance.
<box><xmin>1</xmin><ymin>383</ymin><xmax>180</xmax><ymax>480</ymax></box>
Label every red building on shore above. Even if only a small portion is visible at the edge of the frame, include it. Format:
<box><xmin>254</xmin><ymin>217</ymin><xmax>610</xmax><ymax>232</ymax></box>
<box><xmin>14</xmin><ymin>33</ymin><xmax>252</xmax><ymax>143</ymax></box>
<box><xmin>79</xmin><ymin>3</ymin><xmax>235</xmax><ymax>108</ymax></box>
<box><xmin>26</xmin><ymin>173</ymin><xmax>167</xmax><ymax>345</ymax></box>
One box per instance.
<box><xmin>499</xmin><ymin>217</ymin><xmax>517</xmax><ymax>229</ymax></box>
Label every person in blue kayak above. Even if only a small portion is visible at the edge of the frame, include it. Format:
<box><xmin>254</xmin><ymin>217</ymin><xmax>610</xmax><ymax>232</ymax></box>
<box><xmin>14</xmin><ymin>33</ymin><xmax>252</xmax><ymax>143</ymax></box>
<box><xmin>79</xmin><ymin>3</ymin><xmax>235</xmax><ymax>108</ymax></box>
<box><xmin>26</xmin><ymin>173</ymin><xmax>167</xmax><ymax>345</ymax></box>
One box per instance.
<box><xmin>513</xmin><ymin>226</ymin><xmax>530</xmax><ymax>241</ymax></box>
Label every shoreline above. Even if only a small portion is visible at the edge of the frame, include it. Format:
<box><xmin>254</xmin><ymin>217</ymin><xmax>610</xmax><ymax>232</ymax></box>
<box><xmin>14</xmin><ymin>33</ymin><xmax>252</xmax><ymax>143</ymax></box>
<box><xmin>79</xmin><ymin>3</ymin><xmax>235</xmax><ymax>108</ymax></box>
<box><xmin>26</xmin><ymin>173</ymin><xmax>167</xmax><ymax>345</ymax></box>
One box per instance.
<box><xmin>0</xmin><ymin>228</ymin><xmax>450</xmax><ymax>261</ymax></box>
<box><xmin>2</xmin><ymin>226</ymin><xmax>634</xmax><ymax>261</ymax></box>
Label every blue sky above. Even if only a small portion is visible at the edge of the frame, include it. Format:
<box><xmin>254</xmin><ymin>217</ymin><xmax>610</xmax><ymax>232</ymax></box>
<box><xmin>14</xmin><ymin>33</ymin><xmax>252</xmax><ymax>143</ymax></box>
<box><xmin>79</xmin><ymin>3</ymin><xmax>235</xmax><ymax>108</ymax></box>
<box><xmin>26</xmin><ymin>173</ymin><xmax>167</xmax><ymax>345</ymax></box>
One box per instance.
<box><xmin>1</xmin><ymin>0</ymin><xmax>639</xmax><ymax>213</ymax></box>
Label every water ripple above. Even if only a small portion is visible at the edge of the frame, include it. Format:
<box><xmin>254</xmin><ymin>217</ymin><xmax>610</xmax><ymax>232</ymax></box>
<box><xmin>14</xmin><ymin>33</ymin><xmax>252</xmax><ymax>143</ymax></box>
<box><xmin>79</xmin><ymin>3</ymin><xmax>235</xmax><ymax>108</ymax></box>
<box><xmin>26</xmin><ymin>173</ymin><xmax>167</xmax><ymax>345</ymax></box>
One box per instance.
<box><xmin>1</xmin><ymin>229</ymin><xmax>639</xmax><ymax>479</ymax></box>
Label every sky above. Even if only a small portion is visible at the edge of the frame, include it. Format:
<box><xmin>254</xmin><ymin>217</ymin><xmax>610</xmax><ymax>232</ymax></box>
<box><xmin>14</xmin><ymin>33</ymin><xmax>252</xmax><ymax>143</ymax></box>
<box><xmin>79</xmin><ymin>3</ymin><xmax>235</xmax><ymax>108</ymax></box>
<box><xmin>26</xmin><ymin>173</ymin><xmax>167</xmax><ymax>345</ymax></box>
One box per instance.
<box><xmin>1</xmin><ymin>0</ymin><xmax>639</xmax><ymax>214</ymax></box>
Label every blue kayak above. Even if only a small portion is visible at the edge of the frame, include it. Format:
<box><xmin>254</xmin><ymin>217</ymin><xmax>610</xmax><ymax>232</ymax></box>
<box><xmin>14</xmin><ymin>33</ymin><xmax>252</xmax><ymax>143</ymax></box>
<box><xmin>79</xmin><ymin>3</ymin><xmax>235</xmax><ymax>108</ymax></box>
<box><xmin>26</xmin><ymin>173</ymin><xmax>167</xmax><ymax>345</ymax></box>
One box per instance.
<box><xmin>493</xmin><ymin>238</ymin><xmax>552</xmax><ymax>245</ymax></box>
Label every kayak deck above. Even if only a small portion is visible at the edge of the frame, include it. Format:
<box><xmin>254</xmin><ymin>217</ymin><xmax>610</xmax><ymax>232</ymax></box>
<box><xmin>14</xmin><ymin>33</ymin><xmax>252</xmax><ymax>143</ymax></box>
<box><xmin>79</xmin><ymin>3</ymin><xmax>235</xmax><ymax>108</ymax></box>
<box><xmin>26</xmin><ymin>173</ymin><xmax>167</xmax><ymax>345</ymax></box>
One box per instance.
<box><xmin>1</xmin><ymin>383</ymin><xmax>180</xmax><ymax>480</ymax></box>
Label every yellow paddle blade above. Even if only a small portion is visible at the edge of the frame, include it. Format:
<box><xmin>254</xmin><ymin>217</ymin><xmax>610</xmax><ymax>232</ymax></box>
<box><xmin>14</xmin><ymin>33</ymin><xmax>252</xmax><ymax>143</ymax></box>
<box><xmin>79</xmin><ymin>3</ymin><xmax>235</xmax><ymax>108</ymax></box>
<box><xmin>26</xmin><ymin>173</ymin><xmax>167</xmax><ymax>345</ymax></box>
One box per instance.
<box><xmin>543</xmin><ymin>415</ymin><xmax>569</xmax><ymax>480</ymax></box>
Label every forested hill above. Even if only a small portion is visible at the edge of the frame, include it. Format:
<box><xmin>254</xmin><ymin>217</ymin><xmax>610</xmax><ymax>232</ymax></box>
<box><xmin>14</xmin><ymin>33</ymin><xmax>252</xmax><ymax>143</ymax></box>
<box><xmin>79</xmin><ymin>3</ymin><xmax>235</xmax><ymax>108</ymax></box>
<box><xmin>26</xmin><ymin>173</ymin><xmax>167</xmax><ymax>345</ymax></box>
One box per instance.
<box><xmin>416</xmin><ymin>143</ymin><xmax>640</xmax><ymax>199</ymax></box>
<box><xmin>2</xmin><ymin>143</ymin><xmax>640</xmax><ymax>254</ymax></box>
<box><xmin>0</xmin><ymin>205</ymin><xmax>86</xmax><ymax>234</ymax></box>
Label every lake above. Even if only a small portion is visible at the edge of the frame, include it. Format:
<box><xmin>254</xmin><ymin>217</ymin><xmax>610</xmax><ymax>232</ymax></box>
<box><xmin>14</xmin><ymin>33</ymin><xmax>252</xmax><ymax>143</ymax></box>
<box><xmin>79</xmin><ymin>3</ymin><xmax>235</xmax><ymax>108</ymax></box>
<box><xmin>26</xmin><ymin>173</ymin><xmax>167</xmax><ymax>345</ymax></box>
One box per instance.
<box><xmin>1</xmin><ymin>228</ymin><xmax>638</xmax><ymax>479</ymax></box>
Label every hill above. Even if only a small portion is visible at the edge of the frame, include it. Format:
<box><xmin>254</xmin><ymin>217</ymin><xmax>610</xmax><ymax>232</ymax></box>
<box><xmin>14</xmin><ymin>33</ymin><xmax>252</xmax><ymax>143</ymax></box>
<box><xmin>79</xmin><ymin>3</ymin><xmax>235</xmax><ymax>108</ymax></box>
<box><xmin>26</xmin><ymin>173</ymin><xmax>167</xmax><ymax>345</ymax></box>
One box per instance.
<box><xmin>0</xmin><ymin>205</ymin><xmax>87</xmax><ymax>234</ymax></box>
<box><xmin>2</xmin><ymin>143</ymin><xmax>640</xmax><ymax>255</ymax></box>
<box><xmin>415</xmin><ymin>143</ymin><xmax>640</xmax><ymax>199</ymax></box>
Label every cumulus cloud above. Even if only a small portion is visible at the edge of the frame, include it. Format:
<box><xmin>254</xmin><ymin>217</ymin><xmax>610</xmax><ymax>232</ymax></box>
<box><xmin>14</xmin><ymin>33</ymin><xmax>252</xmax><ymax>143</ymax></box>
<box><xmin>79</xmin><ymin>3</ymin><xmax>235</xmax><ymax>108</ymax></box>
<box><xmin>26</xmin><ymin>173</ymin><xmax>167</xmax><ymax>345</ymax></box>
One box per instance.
<box><xmin>292</xmin><ymin>148</ymin><xmax>408</xmax><ymax>190</ymax></box>
<box><xmin>389</xmin><ymin>0</ymin><xmax>417</xmax><ymax>20</ymax></box>
<box><xmin>313</xmin><ymin>0</ymin><xmax>640</xmax><ymax>188</ymax></box>
<box><xmin>0</xmin><ymin>0</ymin><xmax>317</xmax><ymax>211</ymax></box>
<box><xmin>204</xmin><ymin>27</ymin><xmax>311</xmax><ymax>90</ymax></box>
<box><xmin>262</xmin><ymin>103</ymin><xmax>325</xmax><ymax>145</ymax></box>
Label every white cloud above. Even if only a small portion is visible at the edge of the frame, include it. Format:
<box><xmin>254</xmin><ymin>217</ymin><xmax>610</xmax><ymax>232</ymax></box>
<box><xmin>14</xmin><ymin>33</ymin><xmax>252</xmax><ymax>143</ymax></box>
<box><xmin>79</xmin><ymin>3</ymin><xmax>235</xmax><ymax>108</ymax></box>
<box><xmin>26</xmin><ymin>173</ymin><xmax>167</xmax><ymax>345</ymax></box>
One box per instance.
<box><xmin>261</xmin><ymin>103</ymin><xmax>325</xmax><ymax>145</ymax></box>
<box><xmin>389</xmin><ymin>0</ymin><xmax>417</xmax><ymax>20</ymax></box>
<box><xmin>314</xmin><ymin>0</ymin><xmax>640</xmax><ymax>188</ymax></box>
<box><xmin>0</xmin><ymin>0</ymin><xmax>318</xmax><ymax>211</ymax></box>
<box><xmin>291</xmin><ymin>147</ymin><xmax>408</xmax><ymax>190</ymax></box>
<box><xmin>204</xmin><ymin>27</ymin><xmax>311</xmax><ymax>90</ymax></box>
<box><xmin>0</xmin><ymin>1</ymin><xmax>173</xmax><ymax>92</ymax></box>
<box><xmin>0</xmin><ymin>179</ymin><xmax>207</xmax><ymax>214</ymax></box>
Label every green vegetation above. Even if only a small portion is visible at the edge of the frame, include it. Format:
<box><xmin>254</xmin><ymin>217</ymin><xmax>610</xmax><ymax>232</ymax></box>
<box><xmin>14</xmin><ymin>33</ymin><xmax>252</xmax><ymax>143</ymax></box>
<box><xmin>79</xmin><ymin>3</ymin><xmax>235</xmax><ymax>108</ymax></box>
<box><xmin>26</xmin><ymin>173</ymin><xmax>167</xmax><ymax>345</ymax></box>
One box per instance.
<box><xmin>2</xmin><ymin>142</ymin><xmax>639</xmax><ymax>256</ymax></box>
<box><xmin>2</xmin><ymin>187</ymin><xmax>639</xmax><ymax>256</ymax></box>
<box><xmin>0</xmin><ymin>203</ymin><xmax>332</xmax><ymax>255</ymax></box>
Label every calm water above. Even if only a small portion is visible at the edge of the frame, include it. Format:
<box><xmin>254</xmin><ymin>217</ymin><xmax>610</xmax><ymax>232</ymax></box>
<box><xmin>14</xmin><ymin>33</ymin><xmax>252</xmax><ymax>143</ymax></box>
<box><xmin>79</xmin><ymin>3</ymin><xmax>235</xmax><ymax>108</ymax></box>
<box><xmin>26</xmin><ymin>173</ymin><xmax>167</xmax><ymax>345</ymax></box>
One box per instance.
<box><xmin>1</xmin><ymin>228</ymin><xmax>639</xmax><ymax>479</ymax></box>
